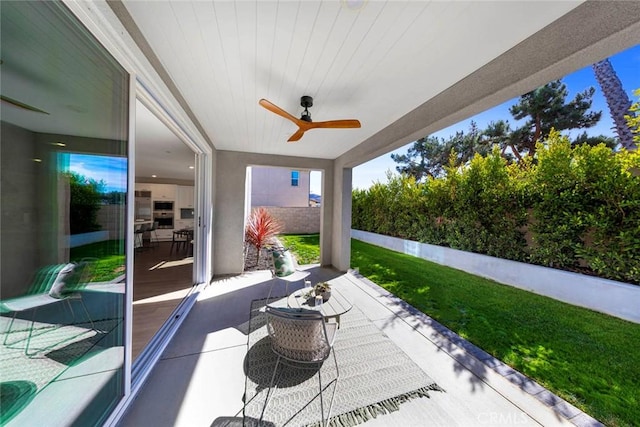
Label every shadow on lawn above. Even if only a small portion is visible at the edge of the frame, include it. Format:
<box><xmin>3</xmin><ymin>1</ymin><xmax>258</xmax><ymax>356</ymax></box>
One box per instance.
<box><xmin>350</xmin><ymin>270</ymin><xmax>494</xmax><ymax>393</ymax></box>
<box><xmin>356</xmin><ymin>269</ymin><xmax>568</xmax><ymax>423</ymax></box>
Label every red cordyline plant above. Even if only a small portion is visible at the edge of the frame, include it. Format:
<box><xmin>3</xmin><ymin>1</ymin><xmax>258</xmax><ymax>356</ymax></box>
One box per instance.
<box><xmin>245</xmin><ymin>208</ymin><xmax>282</xmax><ymax>264</ymax></box>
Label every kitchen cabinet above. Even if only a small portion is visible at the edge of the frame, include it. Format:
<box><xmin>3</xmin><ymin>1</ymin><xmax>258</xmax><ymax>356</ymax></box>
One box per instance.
<box><xmin>135</xmin><ymin>183</ymin><xmax>153</xmax><ymax>192</ymax></box>
<box><xmin>176</xmin><ymin>185</ymin><xmax>194</xmax><ymax>208</ymax></box>
<box><xmin>135</xmin><ymin>183</ymin><xmax>176</xmax><ymax>200</ymax></box>
<box><xmin>151</xmin><ymin>184</ymin><xmax>176</xmax><ymax>200</ymax></box>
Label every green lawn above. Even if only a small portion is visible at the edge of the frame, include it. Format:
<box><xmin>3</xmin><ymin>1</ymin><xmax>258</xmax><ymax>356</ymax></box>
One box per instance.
<box><xmin>70</xmin><ymin>240</ymin><xmax>125</xmax><ymax>282</ymax></box>
<box><xmin>283</xmin><ymin>234</ymin><xmax>640</xmax><ymax>427</ymax></box>
<box><xmin>278</xmin><ymin>234</ymin><xmax>321</xmax><ymax>265</ymax></box>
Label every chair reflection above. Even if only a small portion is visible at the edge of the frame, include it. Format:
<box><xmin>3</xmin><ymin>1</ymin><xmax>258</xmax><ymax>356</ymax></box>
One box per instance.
<box><xmin>1</xmin><ymin>261</ymin><xmax>96</xmax><ymax>356</ymax></box>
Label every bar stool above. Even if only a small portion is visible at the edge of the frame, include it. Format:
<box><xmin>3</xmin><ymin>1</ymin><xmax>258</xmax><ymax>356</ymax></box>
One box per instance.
<box><xmin>148</xmin><ymin>221</ymin><xmax>160</xmax><ymax>248</ymax></box>
<box><xmin>134</xmin><ymin>223</ymin><xmax>149</xmax><ymax>250</ymax></box>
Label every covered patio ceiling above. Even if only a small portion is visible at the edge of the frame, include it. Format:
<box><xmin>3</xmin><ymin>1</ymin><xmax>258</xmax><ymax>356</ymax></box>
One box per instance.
<box><xmin>112</xmin><ymin>0</ymin><xmax>640</xmax><ymax>170</ymax></box>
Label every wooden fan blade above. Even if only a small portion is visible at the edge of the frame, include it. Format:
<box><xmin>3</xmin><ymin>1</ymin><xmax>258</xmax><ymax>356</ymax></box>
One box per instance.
<box><xmin>1</xmin><ymin>95</ymin><xmax>49</xmax><ymax>114</ymax></box>
<box><xmin>287</xmin><ymin>128</ymin><xmax>306</xmax><ymax>142</ymax></box>
<box><xmin>258</xmin><ymin>99</ymin><xmax>299</xmax><ymax>124</ymax></box>
<box><xmin>260</xmin><ymin>98</ymin><xmax>360</xmax><ymax>141</ymax></box>
<box><xmin>309</xmin><ymin>119</ymin><xmax>361</xmax><ymax>129</ymax></box>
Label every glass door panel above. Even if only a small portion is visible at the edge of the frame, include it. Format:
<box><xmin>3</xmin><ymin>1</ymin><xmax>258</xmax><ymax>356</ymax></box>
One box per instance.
<box><xmin>1</xmin><ymin>1</ymin><xmax>129</xmax><ymax>425</ymax></box>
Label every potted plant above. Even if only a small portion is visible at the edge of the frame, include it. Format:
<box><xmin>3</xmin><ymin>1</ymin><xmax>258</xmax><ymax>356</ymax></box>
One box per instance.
<box><xmin>313</xmin><ymin>282</ymin><xmax>331</xmax><ymax>301</ymax></box>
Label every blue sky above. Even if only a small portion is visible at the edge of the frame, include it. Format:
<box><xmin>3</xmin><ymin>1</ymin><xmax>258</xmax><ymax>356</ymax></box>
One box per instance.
<box><xmin>350</xmin><ymin>43</ymin><xmax>640</xmax><ymax>191</ymax></box>
<box><xmin>66</xmin><ymin>153</ymin><xmax>127</xmax><ymax>193</ymax></box>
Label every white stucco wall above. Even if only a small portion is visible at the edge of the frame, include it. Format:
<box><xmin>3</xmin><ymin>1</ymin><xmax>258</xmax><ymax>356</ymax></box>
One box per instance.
<box><xmin>352</xmin><ymin>229</ymin><xmax>640</xmax><ymax>323</ymax></box>
<box><xmin>70</xmin><ymin>231</ymin><xmax>111</xmax><ymax>248</ymax></box>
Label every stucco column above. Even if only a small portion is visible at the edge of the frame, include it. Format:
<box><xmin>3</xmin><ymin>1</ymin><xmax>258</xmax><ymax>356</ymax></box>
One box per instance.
<box><xmin>213</xmin><ymin>152</ymin><xmax>247</xmax><ymax>275</ymax></box>
<box><xmin>331</xmin><ymin>166</ymin><xmax>352</xmax><ymax>271</ymax></box>
<box><xmin>319</xmin><ymin>163</ymin><xmax>333</xmax><ymax>267</ymax></box>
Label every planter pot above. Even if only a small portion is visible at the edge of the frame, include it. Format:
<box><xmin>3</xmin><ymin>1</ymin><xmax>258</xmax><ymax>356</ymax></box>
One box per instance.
<box><xmin>315</xmin><ymin>290</ymin><xmax>331</xmax><ymax>302</ymax></box>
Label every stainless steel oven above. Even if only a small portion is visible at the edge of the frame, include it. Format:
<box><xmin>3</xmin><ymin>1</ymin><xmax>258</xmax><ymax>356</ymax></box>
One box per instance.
<box><xmin>153</xmin><ymin>200</ymin><xmax>174</xmax><ymax>211</ymax></box>
<box><xmin>153</xmin><ymin>211</ymin><xmax>174</xmax><ymax>229</ymax></box>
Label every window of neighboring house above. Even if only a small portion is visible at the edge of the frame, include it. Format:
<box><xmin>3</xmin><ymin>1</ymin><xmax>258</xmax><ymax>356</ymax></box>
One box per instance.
<box><xmin>291</xmin><ymin>170</ymin><xmax>299</xmax><ymax>186</ymax></box>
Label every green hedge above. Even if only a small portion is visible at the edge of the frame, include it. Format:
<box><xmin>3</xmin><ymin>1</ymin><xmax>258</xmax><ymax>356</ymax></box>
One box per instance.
<box><xmin>352</xmin><ymin>132</ymin><xmax>640</xmax><ymax>284</ymax></box>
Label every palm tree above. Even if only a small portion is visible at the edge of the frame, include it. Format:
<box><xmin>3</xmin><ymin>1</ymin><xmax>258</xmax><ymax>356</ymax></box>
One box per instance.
<box><xmin>592</xmin><ymin>58</ymin><xmax>635</xmax><ymax>149</ymax></box>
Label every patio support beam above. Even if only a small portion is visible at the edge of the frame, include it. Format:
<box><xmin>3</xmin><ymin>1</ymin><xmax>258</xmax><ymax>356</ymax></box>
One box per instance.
<box><xmin>336</xmin><ymin>0</ymin><xmax>640</xmax><ymax>169</ymax></box>
<box><xmin>319</xmin><ymin>163</ymin><xmax>334</xmax><ymax>268</ymax></box>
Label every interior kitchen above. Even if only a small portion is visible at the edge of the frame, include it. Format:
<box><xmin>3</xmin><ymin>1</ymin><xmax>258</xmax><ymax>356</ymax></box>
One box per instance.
<box><xmin>132</xmin><ymin>100</ymin><xmax>197</xmax><ymax>359</ymax></box>
<box><xmin>134</xmin><ymin>183</ymin><xmax>195</xmax><ymax>248</ymax></box>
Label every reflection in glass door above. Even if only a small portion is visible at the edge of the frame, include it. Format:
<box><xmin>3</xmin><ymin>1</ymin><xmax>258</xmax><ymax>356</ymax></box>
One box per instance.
<box><xmin>0</xmin><ymin>1</ymin><xmax>128</xmax><ymax>425</ymax></box>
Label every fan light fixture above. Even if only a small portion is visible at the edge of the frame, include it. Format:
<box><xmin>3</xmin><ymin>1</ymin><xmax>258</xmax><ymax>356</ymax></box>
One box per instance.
<box><xmin>259</xmin><ymin>96</ymin><xmax>360</xmax><ymax>142</ymax></box>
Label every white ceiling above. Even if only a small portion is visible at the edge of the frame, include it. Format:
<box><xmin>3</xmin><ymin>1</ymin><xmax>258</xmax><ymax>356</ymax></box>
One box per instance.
<box><xmin>121</xmin><ymin>0</ymin><xmax>584</xmax><ymax>160</ymax></box>
<box><xmin>135</xmin><ymin>100</ymin><xmax>196</xmax><ymax>182</ymax></box>
<box><xmin>3</xmin><ymin>1</ymin><xmax>639</xmax><ymax>182</ymax></box>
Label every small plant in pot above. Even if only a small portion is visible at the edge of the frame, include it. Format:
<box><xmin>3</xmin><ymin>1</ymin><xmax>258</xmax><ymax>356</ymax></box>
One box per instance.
<box><xmin>313</xmin><ymin>282</ymin><xmax>331</xmax><ymax>301</ymax></box>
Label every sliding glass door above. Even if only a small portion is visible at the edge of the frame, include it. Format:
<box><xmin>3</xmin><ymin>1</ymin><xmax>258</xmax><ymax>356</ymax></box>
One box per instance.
<box><xmin>1</xmin><ymin>1</ymin><xmax>128</xmax><ymax>425</ymax></box>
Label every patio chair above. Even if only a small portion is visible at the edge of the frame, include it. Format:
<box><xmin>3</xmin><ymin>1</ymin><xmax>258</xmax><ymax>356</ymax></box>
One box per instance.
<box><xmin>1</xmin><ymin>261</ymin><xmax>95</xmax><ymax>356</ymax></box>
<box><xmin>264</xmin><ymin>306</ymin><xmax>339</xmax><ymax>427</ymax></box>
<box><xmin>266</xmin><ymin>247</ymin><xmax>310</xmax><ymax>303</ymax></box>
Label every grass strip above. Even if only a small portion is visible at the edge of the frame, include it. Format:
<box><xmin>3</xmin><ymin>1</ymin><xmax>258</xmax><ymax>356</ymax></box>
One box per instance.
<box><xmin>350</xmin><ymin>239</ymin><xmax>639</xmax><ymax>427</ymax></box>
<box><xmin>70</xmin><ymin>240</ymin><xmax>125</xmax><ymax>282</ymax></box>
<box><xmin>278</xmin><ymin>234</ymin><xmax>321</xmax><ymax>265</ymax></box>
<box><xmin>280</xmin><ymin>234</ymin><xmax>640</xmax><ymax>426</ymax></box>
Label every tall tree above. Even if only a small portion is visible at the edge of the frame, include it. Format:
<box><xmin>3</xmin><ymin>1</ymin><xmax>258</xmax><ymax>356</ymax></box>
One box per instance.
<box><xmin>391</xmin><ymin>136</ymin><xmax>447</xmax><ymax>181</ymax></box>
<box><xmin>592</xmin><ymin>59</ymin><xmax>635</xmax><ymax>150</ymax></box>
<box><xmin>571</xmin><ymin>131</ymin><xmax>617</xmax><ymax>149</ymax></box>
<box><xmin>447</xmin><ymin>121</ymin><xmax>492</xmax><ymax>164</ymax></box>
<box><xmin>391</xmin><ymin>122</ymin><xmax>488</xmax><ymax>181</ymax></box>
<box><xmin>393</xmin><ymin>80</ymin><xmax>604</xmax><ymax>174</ymax></box>
<box><xmin>483</xmin><ymin>120</ymin><xmax>522</xmax><ymax>161</ymax></box>
<box><xmin>509</xmin><ymin>80</ymin><xmax>601</xmax><ymax>156</ymax></box>
<box><xmin>65</xmin><ymin>172</ymin><xmax>104</xmax><ymax>234</ymax></box>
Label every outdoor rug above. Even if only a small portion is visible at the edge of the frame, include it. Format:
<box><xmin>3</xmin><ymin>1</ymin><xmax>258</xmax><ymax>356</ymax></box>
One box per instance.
<box><xmin>243</xmin><ymin>298</ymin><xmax>444</xmax><ymax>427</ymax></box>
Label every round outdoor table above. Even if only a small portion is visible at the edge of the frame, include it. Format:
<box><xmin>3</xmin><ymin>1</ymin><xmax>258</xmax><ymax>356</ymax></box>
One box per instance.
<box><xmin>287</xmin><ymin>286</ymin><xmax>352</xmax><ymax>328</ymax></box>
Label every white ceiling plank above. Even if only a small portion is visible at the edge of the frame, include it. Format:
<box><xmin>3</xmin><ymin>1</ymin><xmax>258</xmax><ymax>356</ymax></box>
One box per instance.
<box><xmin>12</xmin><ymin>0</ymin><xmax>634</xmax><ymax>181</ymax></box>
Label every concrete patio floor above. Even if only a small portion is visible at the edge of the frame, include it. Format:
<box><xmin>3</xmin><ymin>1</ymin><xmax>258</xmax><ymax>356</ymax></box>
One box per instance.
<box><xmin>119</xmin><ymin>267</ymin><xmax>597</xmax><ymax>427</ymax></box>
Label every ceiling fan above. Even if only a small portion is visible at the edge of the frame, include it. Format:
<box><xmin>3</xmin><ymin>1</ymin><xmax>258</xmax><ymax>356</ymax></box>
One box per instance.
<box><xmin>259</xmin><ymin>96</ymin><xmax>361</xmax><ymax>142</ymax></box>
